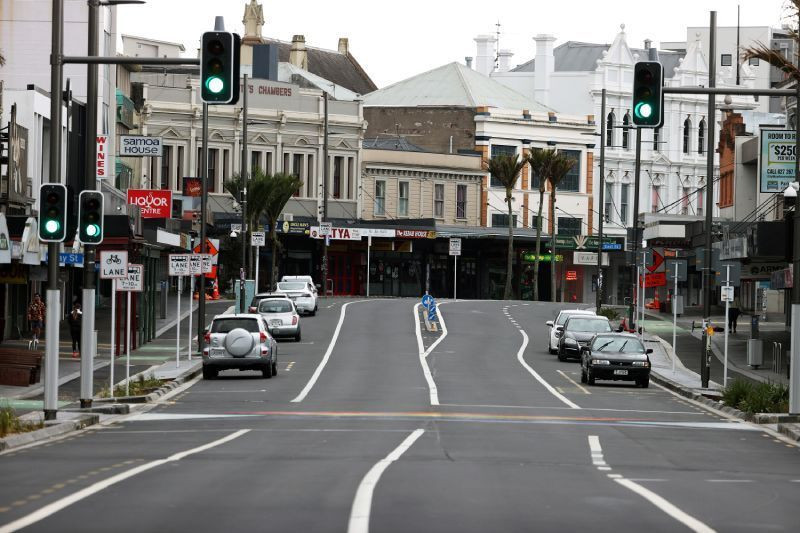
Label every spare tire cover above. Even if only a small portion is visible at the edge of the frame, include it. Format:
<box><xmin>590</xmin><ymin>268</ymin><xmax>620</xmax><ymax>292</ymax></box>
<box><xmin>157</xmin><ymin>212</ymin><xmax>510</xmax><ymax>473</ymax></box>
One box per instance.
<box><xmin>225</xmin><ymin>328</ymin><xmax>255</xmax><ymax>357</ymax></box>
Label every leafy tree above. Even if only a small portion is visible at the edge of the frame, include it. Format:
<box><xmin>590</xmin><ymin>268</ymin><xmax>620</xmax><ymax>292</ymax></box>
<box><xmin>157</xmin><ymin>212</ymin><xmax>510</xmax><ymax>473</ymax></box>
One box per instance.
<box><xmin>544</xmin><ymin>154</ymin><xmax>575</xmax><ymax>302</ymax></box>
<box><xmin>484</xmin><ymin>154</ymin><xmax>527</xmax><ymax>300</ymax></box>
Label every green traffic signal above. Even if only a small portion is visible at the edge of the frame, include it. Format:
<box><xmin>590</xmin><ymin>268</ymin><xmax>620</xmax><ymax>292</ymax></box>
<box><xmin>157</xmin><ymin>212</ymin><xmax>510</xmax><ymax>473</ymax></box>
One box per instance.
<box><xmin>38</xmin><ymin>184</ymin><xmax>68</xmax><ymax>243</ymax></box>
<box><xmin>200</xmin><ymin>31</ymin><xmax>240</xmax><ymax>104</ymax></box>
<box><xmin>44</xmin><ymin>219</ymin><xmax>61</xmax><ymax>235</ymax></box>
<box><xmin>635</xmin><ymin>102</ymin><xmax>653</xmax><ymax>119</ymax></box>
<box><xmin>205</xmin><ymin>76</ymin><xmax>224</xmax><ymax>94</ymax></box>
<box><xmin>632</xmin><ymin>61</ymin><xmax>663</xmax><ymax>128</ymax></box>
<box><xmin>78</xmin><ymin>190</ymin><xmax>104</xmax><ymax>244</ymax></box>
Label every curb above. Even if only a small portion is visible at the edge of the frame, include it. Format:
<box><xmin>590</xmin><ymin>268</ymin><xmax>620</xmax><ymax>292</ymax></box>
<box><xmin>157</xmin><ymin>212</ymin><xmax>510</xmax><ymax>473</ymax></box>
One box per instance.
<box><xmin>93</xmin><ymin>362</ymin><xmax>202</xmax><ymax>405</ymax></box>
<box><xmin>777</xmin><ymin>423</ymin><xmax>800</xmax><ymax>442</ymax></box>
<box><xmin>0</xmin><ymin>413</ymin><xmax>99</xmax><ymax>452</ymax></box>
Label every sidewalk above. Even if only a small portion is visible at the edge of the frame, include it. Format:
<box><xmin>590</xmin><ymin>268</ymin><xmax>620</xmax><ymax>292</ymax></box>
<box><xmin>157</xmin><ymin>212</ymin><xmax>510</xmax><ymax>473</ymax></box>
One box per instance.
<box><xmin>641</xmin><ymin>310</ymin><xmax>789</xmax><ymax>387</ymax></box>
<box><xmin>0</xmin><ymin>298</ymin><xmax>233</xmax><ymax>411</ymax></box>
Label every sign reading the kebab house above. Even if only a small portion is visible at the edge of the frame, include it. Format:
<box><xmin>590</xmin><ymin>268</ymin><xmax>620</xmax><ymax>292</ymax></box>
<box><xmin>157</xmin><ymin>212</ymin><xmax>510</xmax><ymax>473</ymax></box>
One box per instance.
<box><xmin>396</xmin><ymin>229</ymin><xmax>437</xmax><ymax>239</ymax></box>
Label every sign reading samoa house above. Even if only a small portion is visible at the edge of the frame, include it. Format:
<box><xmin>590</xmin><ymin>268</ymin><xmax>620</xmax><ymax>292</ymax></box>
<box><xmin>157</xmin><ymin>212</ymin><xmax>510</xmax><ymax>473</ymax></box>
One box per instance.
<box><xmin>127</xmin><ymin>189</ymin><xmax>172</xmax><ymax>218</ymax></box>
<box><xmin>120</xmin><ymin>136</ymin><xmax>163</xmax><ymax>156</ymax></box>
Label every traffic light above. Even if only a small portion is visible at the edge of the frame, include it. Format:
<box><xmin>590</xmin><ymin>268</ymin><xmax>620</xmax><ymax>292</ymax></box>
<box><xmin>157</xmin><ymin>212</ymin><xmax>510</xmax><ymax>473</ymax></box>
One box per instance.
<box><xmin>632</xmin><ymin>61</ymin><xmax>664</xmax><ymax>128</ymax></box>
<box><xmin>201</xmin><ymin>31</ymin><xmax>241</xmax><ymax>104</ymax></box>
<box><xmin>38</xmin><ymin>184</ymin><xmax>68</xmax><ymax>242</ymax></box>
<box><xmin>78</xmin><ymin>190</ymin><xmax>104</xmax><ymax>244</ymax></box>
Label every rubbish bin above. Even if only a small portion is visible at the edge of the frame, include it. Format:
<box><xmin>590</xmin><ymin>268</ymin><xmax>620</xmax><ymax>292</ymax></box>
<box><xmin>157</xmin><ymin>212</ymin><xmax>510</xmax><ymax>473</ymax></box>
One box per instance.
<box><xmin>159</xmin><ymin>281</ymin><xmax>167</xmax><ymax>319</ymax></box>
<box><xmin>747</xmin><ymin>339</ymin><xmax>763</xmax><ymax>369</ymax></box>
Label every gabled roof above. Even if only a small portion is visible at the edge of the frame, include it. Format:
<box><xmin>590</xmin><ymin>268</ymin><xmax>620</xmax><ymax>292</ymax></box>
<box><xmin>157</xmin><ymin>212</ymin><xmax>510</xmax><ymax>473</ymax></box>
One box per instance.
<box><xmin>278</xmin><ymin>63</ymin><xmax>360</xmax><ymax>101</ymax></box>
<box><xmin>363</xmin><ymin>62</ymin><xmax>552</xmax><ymax>110</ymax></box>
<box><xmin>263</xmin><ymin>38</ymin><xmax>377</xmax><ymax>96</ymax></box>
<box><xmin>363</xmin><ymin>137</ymin><xmax>425</xmax><ymax>151</ymax></box>
<box><xmin>512</xmin><ymin>42</ymin><xmax>684</xmax><ymax>78</ymax></box>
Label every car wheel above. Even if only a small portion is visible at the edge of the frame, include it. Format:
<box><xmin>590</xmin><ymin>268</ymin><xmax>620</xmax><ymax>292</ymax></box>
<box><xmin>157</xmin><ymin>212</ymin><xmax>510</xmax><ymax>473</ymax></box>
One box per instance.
<box><xmin>557</xmin><ymin>346</ymin><xmax>567</xmax><ymax>362</ymax></box>
<box><xmin>262</xmin><ymin>365</ymin><xmax>272</xmax><ymax>379</ymax></box>
<box><xmin>637</xmin><ymin>376</ymin><xmax>650</xmax><ymax>388</ymax></box>
<box><xmin>271</xmin><ymin>359</ymin><xmax>278</xmax><ymax>376</ymax></box>
<box><xmin>548</xmin><ymin>345</ymin><xmax>557</xmax><ymax>355</ymax></box>
<box><xmin>202</xmin><ymin>366</ymin><xmax>217</xmax><ymax>380</ymax></box>
<box><xmin>295</xmin><ymin>331</ymin><xmax>302</xmax><ymax>342</ymax></box>
<box><xmin>580</xmin><ymin>366</ymin><xmax>588</xmax><ymax>384</ymax></box>
<box><xmin>310</xmin><ymin>310</ymin><xmax>316</xmax><ymax>316</ymax></box>
<box><xmin>587</xmin><ymin>368</ymin><xmax>596</xmax><ymax>385</ymax></box>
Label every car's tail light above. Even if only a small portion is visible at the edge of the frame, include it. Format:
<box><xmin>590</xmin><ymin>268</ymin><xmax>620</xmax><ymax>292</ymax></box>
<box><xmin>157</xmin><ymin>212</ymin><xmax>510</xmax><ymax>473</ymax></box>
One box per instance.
<box><xmin>204</xmin><ymin>333</ymin><xmax>211</xmax><ymax>343</ymax></box>
<box><xmin>292</xmin><ymin>315</ymin><xmax>298</xmax><ymax>325</ymax></box>
<box><xmin>248</xmin><ymin>306</ymin><xmax>257</xmax><ymax>313</ymax></box>
<box><xmin>261</xmin><ymin>346</ymin><xmax>269</xmax><ymax>355</ymax></box>
<box><xmin>260</xmin><ymin>331</ymin><xmax>268</xmax><ymax>342</ymax></box>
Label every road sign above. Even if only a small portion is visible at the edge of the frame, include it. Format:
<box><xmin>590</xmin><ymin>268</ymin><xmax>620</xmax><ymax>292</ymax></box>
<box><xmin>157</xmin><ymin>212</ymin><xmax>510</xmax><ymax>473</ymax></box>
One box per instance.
<box><xmin>646</xmin><ymin>249</ymin><xmax>665</xmax><ymax>273</ymax></box>
<box><xmin>189</xmin><ymin>254</ymin><xmax>203</xmax><ymax>275</ymax></box>
<box><xmin>721</xmin><ymin>285</ymin><xmax>734</xmax><ymax>302</ymax></box>
<box><xmin>428</xmin><ymin>302</ymin><xmax>438</xmax><ymax>322</ymax></box>
<box><xmin>666</xmin><ymin>259</ymin><xmax>688</xmax><ymax>282</ymax></box>
<box><xmin>168</xmin><ymin>254</ymin><xmax>191</xmax><ymax>276</ymax></box>
<box><xmin>99</xmin><ymin>251</ymin><xmax>128</xmax><ymax>279</ymax></box>
<box><xmin>231</xmin><ymin>223</ymin><xmax>242</xmax><ymax>232</ymax></box>
<box><xmin>449</xmin><ymin>238</ymin><xmax>462</xmax><ymax>256</ymax></box>
<box><xmin>116</xmin><ymin>264</ymin><xmax>144</xmax><ymax>292</ymax></box>
<box><xmin>319</xmin><ymin>222</ymin><xmax>332</xmax><ymax>237</ymax></box>
<box><xmin>644</xmin><ymin>272</ymin><xmax>667</xmax><ymax>288</ymax></box>
<box><xmin>421</xmin><ymin>294</ymin><xmax>434</xmax><ymax>309</ymax></box>
<box><xmin>715</xmin><ymin>262</ymin><xmax>742</xmax><ymax>287</ymax></box>
<box><xmin>200</xmin><ymin>254</ymin><xmax>213</xmax><ymax>273</ymax></box>
<box><xmin>251</xmin><ymin>231</ymin><xmax>266</xmax><ymax>247</ymax></box>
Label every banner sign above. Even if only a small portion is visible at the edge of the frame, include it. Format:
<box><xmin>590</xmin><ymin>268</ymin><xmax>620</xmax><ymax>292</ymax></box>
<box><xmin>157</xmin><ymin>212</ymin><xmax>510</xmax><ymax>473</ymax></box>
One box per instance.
<box><xmin>116</xmin><ymin>264</ymin><xmax>144</xmax><ymax>292</ymax></box>
<box><xmin>396</xmin><ymin>229</ymin><xmax>437</xmax><ymax>239</ymax></box>
<box><xmin>760</xmin><ymin>128</ymin><xmax>796</xmax><ymax>193</ymax></box>
<box><xmin>96</xmin><ymin>136</ymin><xmax>109</xmax><ymax>179</ymax></box>
<box><xmin>119</xmin><ymin>136</ymin><xmax>163</xmax><ymax>156</ymax></box>
<box><xmin>277</xmin><ymin>221</ymin><xmax>311</xmax><ymax>234</ymax></box>
<box><xmin>127</xmin><ymin>189</ymin><xmax>172</xmax><ymax>218</ymax></box>
<box><xmin>310</xmin><ymin>226</ymin><xmax>361</xmax><ymax>240</ymax></box>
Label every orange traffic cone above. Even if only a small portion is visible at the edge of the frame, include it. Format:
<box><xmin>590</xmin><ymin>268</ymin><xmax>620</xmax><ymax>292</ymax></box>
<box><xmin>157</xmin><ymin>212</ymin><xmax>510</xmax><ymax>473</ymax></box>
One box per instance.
<box><xmin>212</xmin><ymin>280</ymin><xmax>220</xmax><ymax>300</ymax></box>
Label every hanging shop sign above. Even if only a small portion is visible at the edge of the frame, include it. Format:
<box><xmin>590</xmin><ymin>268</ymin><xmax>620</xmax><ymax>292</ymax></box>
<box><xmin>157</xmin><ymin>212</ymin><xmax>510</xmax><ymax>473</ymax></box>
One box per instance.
<box><xmin>127</xmin><ymin>189</ymin><xmax>172</xmax><ymax>218</ymax></box>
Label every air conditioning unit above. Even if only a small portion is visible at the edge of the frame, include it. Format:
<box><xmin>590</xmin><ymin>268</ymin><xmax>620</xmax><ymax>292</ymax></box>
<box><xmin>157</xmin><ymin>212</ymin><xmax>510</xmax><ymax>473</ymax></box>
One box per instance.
<box><xmin>282</xmin><ymin>212</ymin><xmax>294</xmax><ymax>222</ymax></box>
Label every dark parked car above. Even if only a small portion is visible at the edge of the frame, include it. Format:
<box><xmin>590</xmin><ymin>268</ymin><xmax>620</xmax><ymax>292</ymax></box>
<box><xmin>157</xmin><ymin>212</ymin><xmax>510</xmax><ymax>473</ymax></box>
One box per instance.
<box><xmin>580</xmin><ymin>333</ymin><xmax>652</xmax><ymax>388</ymax></box>
<box><xmin>556</xmin><ymin>316</ymin><xmax>612</xmax><ymax>361</ymax></box>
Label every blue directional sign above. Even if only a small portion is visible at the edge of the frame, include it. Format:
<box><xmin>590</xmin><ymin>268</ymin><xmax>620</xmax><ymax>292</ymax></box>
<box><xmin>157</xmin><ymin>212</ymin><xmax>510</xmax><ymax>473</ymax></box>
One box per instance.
<box><xmin>44</xmin><ymin>252</ymin><xmax>84</xmax><ymax>265</ymax></box>
<box><xmin>421</xmin><ymin>294</ymin><xmax>434</xmax><ymax>309</ymax></box>
<box><xmin>602</xmin><ymin>242</ymin><xmax>623</xmax><ymax>251</ymax></box>
<box><xmin>428</xmin><ymin>303</ymin><xmax>438</xmax><ymax>322</ymax></box>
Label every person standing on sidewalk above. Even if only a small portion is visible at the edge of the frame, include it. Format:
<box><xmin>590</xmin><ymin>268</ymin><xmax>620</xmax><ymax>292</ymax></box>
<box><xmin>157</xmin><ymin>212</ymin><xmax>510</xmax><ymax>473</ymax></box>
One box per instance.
<box><xmin>729</xmin><ymin>297</ymin><xmax>741</xmax><ymax>334</ymax></box>
<box><xmin>27</xmin><ymin>293</ymin><xmax>45</xmax><ymax>343</ymax></box>
<box><xmin>67</xmin><ymin>302</ymin><xmax>82</xmax><ymax>358</ymax></box>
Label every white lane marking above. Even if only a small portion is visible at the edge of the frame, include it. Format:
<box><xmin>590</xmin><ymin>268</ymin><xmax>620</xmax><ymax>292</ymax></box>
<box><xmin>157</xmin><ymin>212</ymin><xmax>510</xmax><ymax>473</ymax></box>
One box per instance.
<box><xmin>0</xmin><ymin>430</ymin><xmax>250</xmax><ymax>533</ymax></box>
<box><xmin>587</xmin><ymin>435</ymin><xmax>716</xmax><ymax>533</ymax></box>
<box><xmin>705</xmin><ymin>479</ymin><xmax>753</xmax><ymax>483</ymax></box>
<box><xmin>557</xmin><ymin>369</ymin><xmax>590</xmax><ymax>395</ymax></box>
<box><xmin>516</xmin><ymin>329</ymin><xmax>580</xmax><ymax>409</ymax></box>
<box><xmin>348</xmin><ymin>429</ymin><xmax>425</xmax><ymax>533</ymax></box>
<box><xmin>438</xmin><ymin>403</ymin><xmax>705</xmax><ymax>416</ymax></box>
<box><xmin>292</xmin><ymin>300</ymin><xmax>365</xmax><ymax>403</ymax></box>
<box><xmin>628</xmin><ymin>478</ymin><xmax>669</xmax><ymax>482</ymax></box>
<box><xmin>413</xmin><ymin>303</ymin><xmax>443</xmax><ymax>406</ymax></box>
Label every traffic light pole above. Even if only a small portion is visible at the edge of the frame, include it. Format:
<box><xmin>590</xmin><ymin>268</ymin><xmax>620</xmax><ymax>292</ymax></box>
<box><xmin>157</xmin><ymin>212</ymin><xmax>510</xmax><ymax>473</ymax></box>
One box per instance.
<box><xmin>240</xmin><ymin>74</ymin><xmax>248</xmax><ymax>311</ymax></box>
<box><xmin>197</xmin><ymin>103</ymin><xmax>209</xmax><ymax>354</ymax></box>
<box><xmin>629</xmin><ymin>128</ymin><xmax>642</xmax><ymax>328</ymax></box>
<box><xmin>596</xmin><ymin>88</ymin><xmax>606</xmax><ymax>313</ymax></box>
<box><xmin>80</xmin><ymin>0</ymin><xmax>100</xmax><ymax>409</ymax></box>
<box><xmin>44</xmin><ymin>0</ymin><xmax>64</xmax><ymax>421</ymax></box>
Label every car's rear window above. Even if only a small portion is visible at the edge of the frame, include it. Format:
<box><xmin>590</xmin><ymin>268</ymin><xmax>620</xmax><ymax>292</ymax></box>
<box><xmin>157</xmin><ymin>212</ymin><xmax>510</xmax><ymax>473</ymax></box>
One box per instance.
<box><xmin>566</xmin><ymin>318</ymin><xmax>611</xmax><ymax>332</ymax></box>
<box><xmin>211</xmin><ymin>318</ymin><xmax>261</xmax><ymax>333</ymax></box>
<box><xmin>258</xmin><ymin>300</ymin><xmax>293</xmax><ymax>313</ymax></box>
<box><xmin>278</xmin><ymin>282</ymin><xmax>306</xmax><ymax>291</ymax></box>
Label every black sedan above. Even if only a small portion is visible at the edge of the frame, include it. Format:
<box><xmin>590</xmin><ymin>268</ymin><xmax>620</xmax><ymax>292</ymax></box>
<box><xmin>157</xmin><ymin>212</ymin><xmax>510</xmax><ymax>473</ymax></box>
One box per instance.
<box><xmin>580</xmin><ymin>333</ymin><xmax>653</xmax><ymax>388</ymax></box>
<box><xmin>556</xmin><ymin>316</ymin><xmax>612</xmax><ymax>361</ymax></box>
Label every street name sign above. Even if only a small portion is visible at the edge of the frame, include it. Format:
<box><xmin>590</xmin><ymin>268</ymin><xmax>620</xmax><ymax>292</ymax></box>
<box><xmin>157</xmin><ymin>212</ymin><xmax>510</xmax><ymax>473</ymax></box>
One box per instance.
<box><xmin>99</xmin><ymin>251</ymin><xmax>128</xmax><ymax>279</ymax></box>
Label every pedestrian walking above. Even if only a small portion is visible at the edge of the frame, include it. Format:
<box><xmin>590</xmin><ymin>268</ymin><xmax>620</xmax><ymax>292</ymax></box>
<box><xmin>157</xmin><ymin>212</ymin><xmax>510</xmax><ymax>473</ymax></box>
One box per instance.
<box><xmin>27</xmin><ymin>293</ymin><xmax>45</xmax><ymax>343</ymax></box>
<box><xmin>67</xmin><ymin>302</ymin><xmax>82</xmax><ymax>358</ymax></box>
<box><xmin>728</xmin><ymin>297</ymin><xmax>741</xmax><ymax>334</ymax></box>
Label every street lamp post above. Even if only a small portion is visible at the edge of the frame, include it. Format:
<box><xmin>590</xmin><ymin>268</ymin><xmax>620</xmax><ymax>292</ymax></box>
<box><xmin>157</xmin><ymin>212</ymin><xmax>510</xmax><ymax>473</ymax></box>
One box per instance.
<box><xmin>597</xmin><ymin>89</ymin><xmax>606</xmax><ymax>312</ymax></box>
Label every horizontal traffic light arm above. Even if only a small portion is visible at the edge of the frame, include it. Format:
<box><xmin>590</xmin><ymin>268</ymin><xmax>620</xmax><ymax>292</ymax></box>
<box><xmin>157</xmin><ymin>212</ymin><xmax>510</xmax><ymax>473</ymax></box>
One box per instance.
<box><xmin>62</xmin><ymin>56</ymin><xmax>199</xmax><ymax>65</ymax></box>
<box><xmin>663</xmin><ymin>86</ymin><xmax>796</xmax><ymax>97</ymax></box>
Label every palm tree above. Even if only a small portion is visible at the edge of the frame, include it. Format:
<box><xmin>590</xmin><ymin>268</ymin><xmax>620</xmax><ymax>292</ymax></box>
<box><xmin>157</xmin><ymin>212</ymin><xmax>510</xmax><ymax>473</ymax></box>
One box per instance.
<box><xmin>484</xmin><ymin>154</ymin><xmax>527</xmax><ymax>300</ymax></box>
<box><xmin>248</xmin><ymin>170</ymin><xmax>302</xmax><ymax>290</ymax></box>
<box><xmin>741</xmin><ymin>2</ymin><xmax>800</xmax><ymax>95</ymax></box>
<box><xmin>546</xmin><ymin>155</ymin><xmax>576</xmax><ymax>302</ymax></box>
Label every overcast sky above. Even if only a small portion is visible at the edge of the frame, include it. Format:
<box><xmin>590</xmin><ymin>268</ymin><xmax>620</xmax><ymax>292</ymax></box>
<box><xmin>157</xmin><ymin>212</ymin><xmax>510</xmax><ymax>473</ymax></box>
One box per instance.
<box><xmin>117</xmin><ymin>0</ymin><xmax>789</xmax><ymax>88</ymax></box>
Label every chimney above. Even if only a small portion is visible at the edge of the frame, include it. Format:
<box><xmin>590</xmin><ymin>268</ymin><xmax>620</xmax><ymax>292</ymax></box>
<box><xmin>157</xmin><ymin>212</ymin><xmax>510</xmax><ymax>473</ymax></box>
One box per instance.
<box><xmin>290</xmin><ymin>34</ymin><xmax>308</xmax><ymax>70</ymax></box>
<box><xmin>338</xmin><ymin>37</ymin><xmax>349</xmax><ymax>55</ymax></box>
<box><xmin>644</xmin><ymin>38</ymin><xmax>652</xmax><ymax>50</ymax></box>
<box><xmin>534</xmin><ymin>34</ymin><xmax>556</xmax><ymax>106</ymax></box>
<box><xmin>497</xmin><ymin>49</ymin><xmax>514</xmax><ymax>72</ymax></box>
<box><xmin>465</xmin><ymin>56</ymin><xmax>473</xmax><ymax>69</ymax></box>
<box><xmin>474</xmin><ymin>34</ymin><xmax>497</xmax><ymax>76</ymax></box>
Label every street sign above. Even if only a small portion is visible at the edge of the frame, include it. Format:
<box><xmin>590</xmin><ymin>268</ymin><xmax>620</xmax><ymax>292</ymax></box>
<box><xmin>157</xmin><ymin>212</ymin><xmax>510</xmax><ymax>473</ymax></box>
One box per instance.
<box><xmin>116</xmin><ymin>264</ymin><xmax>144</xmax><ymax>292</ymax></box>
<box><xmin>251</xmin><ymin>231</ymin><xmax>266</xmax><ymax>247</ymax></box>
<box><xmin>421</xmin><ymin>294</ymin><xmax>434</xmax><ymax>309</ymax></box>
<box><xmin>200</xmin><ymin>254</ymin><xmax>213</xmax><ymax>273</ymax></box>
<box><xmin>644</xmin><ymin>272</ymin><xmax>667</xmax><ymax>288</ymax></box>
<box><xmin>646</xmin><ymin>249</ymin><xmax>665</xmax><ymax>273</ymax></box>
<box><xmin>319</xmin><ymin>222</ymin><xmax>332</xmax><ymax>237</ymax></box>
<box><xmin>119</xmin><ymin>135</ymin><xmax>163</xmax><ymax>156</ymax></box>
<box><xmin>99</xmin><ymin>251</ymin><xmax>128</xmax><ymax>279</ymax></box>
<box><xmin>721</xmin><ymin>285</ymin><xmax>734</xmax><ymax>302</ymax></box>
<box><xmin>428</xmin><ymin>302</ymin><xmax>438</xmax><ymax>322</ymax></box>
<box><xmin>189</xmin><ymin>254</ymin><xmax>203</xmax><ymax>275</ymax></box>
<box><xmin>566</xmin><ymin>270</ymin><xmax>578</xmax><ymax>281</ymax></box>
<box><xmin>449</xmin><ymin>238</ymin><xmax>462</xmax><ymax>256</ymax></box>
<box><xmin>715</xmin><ymin>262</ymin><xmax>742</xmax><ymax>287</ymax></box>
<box><xmin>168</xmin><ymin>254</ymin><xmax>191</xmax><ymax>276</ymax></box>
<box><xmin>666</xmin><ymin>259</ymin><xmax>688</xmax><ymax>282</ymax></box>
<box><xmin>231</xmin><ymin>223</ymin><xmax>242</xmax><ymax>232</ymax></box>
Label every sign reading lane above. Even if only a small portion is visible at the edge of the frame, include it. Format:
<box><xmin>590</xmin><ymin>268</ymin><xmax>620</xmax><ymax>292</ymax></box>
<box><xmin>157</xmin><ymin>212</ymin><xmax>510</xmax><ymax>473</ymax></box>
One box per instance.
<box><xmin>168</xmin><ymin>254</ymin><xmax>191</xmax><ymax>276</ymax></box>
<box><xmin>116</xmin><ymin>264</ymin><xmax>144</xmax><ymax>292</ymax></box>
<box><xmin>99</xmin><ymin>251</ymin><xmax>128</xmax><ymax>279</ymax></box>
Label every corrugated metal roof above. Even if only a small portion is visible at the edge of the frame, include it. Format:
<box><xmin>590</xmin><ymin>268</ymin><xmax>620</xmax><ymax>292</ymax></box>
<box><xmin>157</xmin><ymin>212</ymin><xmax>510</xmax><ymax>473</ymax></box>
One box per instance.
<box><xmin>511</xmin><ymin>42</ymin><xmax>684</xmax><ymax>78</ymax></box>
<box><xmin>278</xmin><ymin>63</ymin><xmax>360</xmax><ymax>101</ymax></box>
<box><xmin>364</xmin><ymin>62</ymin><xmax>552</xmax><ymax>111</ymax></box>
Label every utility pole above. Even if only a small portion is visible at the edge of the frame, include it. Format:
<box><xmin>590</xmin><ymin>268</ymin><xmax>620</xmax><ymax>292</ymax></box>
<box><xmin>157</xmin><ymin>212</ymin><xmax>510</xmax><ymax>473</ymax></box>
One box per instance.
<box><xmin>701</xmin><ymin>11</ymin><xmax>717</xmax><ymax>389</ymax></box>
<box><xmin>596</xmin><ymin>88</ymin><xmax>606</xmax><ymax>312</ymax></box>
<box><xmin>79</xmin><ymin>0</ymin><xmax>100</xmax><ymax>409</ymax></box>
<box><xmin>44</xmin><ymin>0</ymin><xmax>64</xmax><ymax>421</ymax></box>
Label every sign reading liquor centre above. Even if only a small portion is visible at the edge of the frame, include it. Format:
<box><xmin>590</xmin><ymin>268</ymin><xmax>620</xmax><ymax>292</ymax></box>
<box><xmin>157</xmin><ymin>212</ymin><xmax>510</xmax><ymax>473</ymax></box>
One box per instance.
<box><xmin>127</xmin><ymin>189</ymin><xmax>172</xmax><ymax>218</ymax></box>
<box><xmin>760</xmin><ymin>128</ymin><xmax>796</xmax><ymax>193</ymax></box>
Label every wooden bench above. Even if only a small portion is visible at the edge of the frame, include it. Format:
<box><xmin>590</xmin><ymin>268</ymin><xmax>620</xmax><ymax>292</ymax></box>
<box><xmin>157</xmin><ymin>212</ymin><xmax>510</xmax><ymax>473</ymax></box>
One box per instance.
<box><xmin>0</xmin><ymin>348</ymin><xmax>43</xmax><ymax>387</ymax></box>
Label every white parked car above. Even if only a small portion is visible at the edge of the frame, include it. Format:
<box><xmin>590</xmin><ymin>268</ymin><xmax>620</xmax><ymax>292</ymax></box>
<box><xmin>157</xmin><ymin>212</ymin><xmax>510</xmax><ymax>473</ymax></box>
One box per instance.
<box><xmin>275</xmin><ymin>281</ymin><xmax>318</xmax><ymax>316</ymax></box>
<box><xmin>281</xmin><ymin>275</ymin><xmax>318</xmax><ymax>295</ymax></box>
<box><xmin>257</xmin><ymin>297</ymin><xmax>302</xmax><ymax>342</ymax></box>
<box><xmin>545</xmin><ymin>309</ymin><xmax>596</xmax><ymax>354</ymax></box>
<box><xmin>202</xmin><ymin>314</ymin><xmax>278</xmax><ymax>379</ymax></box>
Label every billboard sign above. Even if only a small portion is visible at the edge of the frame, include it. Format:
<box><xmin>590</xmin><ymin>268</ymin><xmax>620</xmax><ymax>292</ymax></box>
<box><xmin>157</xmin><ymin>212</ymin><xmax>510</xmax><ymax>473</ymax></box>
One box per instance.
<box><xmin>760</xmin><ymin>128</ymin><xmax>796</xmax><ymax>193</ymax></box>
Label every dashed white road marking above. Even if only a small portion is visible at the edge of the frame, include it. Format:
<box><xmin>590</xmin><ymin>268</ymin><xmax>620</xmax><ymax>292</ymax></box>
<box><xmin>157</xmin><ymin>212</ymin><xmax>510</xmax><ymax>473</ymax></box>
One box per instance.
<box><xmin>706</xmin><ymin>479</ymin><xmax>753</xmax><ymax>483</ymax></box>
<box><xmin>556</xmin><ymin>369</ymin><xmax>590</xmax><ymax>395</ymax></box>
<box><xmin>348</xmin><ymin>429</ymin><xmax>425</xmax><ymax>533</ymax></box>
<box><xmin>587</xmin><ymin>435</ymin><xmax>716</xmax><ymax>533</ymax></box>
<box><xmin>0</xmin><ymin>430</ymin><xmax>251</xmax><ymax>533</ymax></box>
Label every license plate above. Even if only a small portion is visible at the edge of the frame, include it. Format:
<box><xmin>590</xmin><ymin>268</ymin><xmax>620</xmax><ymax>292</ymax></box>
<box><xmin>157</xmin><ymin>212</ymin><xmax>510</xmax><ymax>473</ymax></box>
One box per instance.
<box><xmin>211</xmin><ymin>348</ymin><xmax>225</xmax><ymax>357</ymax></box>
<box><xmin>270</xmin><ymin>319</ymin><xmax>282</xmax><ymax>327</ymax></box>
<box><xmin>613</xmin><ymin>369</ymin><xmax>628</xmax><ymax>376</ymax></box>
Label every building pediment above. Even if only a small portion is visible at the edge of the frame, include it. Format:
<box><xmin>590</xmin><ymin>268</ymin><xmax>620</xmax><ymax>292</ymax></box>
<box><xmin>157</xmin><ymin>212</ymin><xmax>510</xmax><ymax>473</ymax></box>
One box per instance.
<box><xmin>157</xmin><ymin>126</ymin><xmax>182</xmax><ymax>139</ymax></box>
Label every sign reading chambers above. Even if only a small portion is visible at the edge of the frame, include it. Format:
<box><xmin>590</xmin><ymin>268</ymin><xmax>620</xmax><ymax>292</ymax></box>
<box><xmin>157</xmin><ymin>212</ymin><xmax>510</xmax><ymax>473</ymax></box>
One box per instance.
<box><xmin>760</xmin><ymin>128</ymin><xmax>796</xmax><ymax>193</ymax></box>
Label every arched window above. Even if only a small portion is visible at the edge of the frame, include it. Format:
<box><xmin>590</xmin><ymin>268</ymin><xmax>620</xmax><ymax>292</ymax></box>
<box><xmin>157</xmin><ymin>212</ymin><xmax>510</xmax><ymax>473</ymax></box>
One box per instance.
<box><xmin>606</xmin><ymin>111</ymin><xmax>615</xmax><ymax>147</ymax></box>
<box><xmin>698</xmin><ymin>119</ymin><xmax>706</xmax><ymax>154</ymax></box>
<box><xmin>683</xmin><ymin>117</ymin><xmax>692</xmax><ymax>154</ymax></box>
<box><xmin>622</xmin><ymin>112</ymin><xmax>631</xmax><ymax>149</ymax></box>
